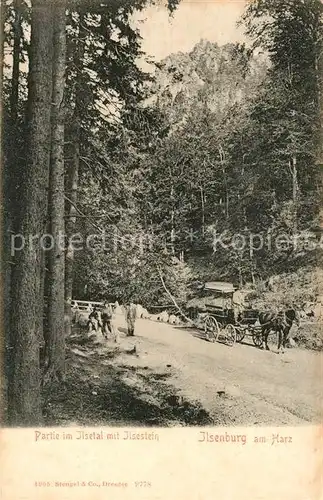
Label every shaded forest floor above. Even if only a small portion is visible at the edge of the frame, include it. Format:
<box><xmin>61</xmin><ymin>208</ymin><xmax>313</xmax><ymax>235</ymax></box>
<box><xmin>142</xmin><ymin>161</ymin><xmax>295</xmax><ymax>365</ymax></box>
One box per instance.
<box><xmin>42</xmin><ymin>316</ymin><xmax>323</xmax><ymax>427</ymax></box>
<box><xmin>42</xmin><ymin>332</ymin><xmax>213</xmax><ymax>427</ymax></box>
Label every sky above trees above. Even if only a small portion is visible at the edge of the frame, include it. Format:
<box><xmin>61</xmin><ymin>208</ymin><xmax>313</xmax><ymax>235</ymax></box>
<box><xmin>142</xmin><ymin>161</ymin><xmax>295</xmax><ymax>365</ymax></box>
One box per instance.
<box><xmin>132</xmin><ymin>0</ymin><xmax>247</xmax><ymax>68</ymax></box>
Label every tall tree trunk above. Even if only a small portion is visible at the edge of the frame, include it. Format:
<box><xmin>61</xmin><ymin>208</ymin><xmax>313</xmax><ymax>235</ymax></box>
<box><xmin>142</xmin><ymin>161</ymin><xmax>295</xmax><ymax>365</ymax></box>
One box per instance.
<box><xmin>0</xmin><ymin>0</ymin><xmax>4</xmax><ymax>86</ymax></box>
<box><xmin>238</xmin><ymin>260</ymin><xmax>243</xmax><ymax>288</ymax></box>
<box><xmin>4</xmin><ymin>0</ymin><xmax>22</xmax><ymax>386</ymax></box>
<box><xmin>65</xmin><ymin>126</ymin><xmax>79</xmax><ymax>335</ymax></box>
<box><xmin>1</xmin><ymin>0</ymin><xmax>7</xmax><ymax>413</ymax></box>
<box><xmin>316</xmin><ymin>43</ymin><xmax>323</xmax><ymax>228</ymax></box>
<box><xmin>199</xmin><ymin>186</ymin><xmax>205</xmax><ymax>237</ymax></box>
<box><xmin>219</xmin><ymin>145</ymin><xmax>229</xmax><ymax>219</ymax></box>
<box><xmin>291</xmin><ymin>155</ymin><xmax>298</xmax><ymax>233</ymax></box>
<box><xmin>64</xmin><ymin>14</ymin><xmax>85</xmax><ymax>335</ymax></box>
<box><xmin>8</xmin><ymin>0</ymin><xmax>23</xmax><ymax>234</ymax></box>
<box><xmin>317</xmin><ymin>42</ymin><xmax>323</xmax><ymax>167</ymax></box>
<box><xmin>170</xmin><ymin>207</ymin><xmax>175</xmax><ymax>255</ymax></box>
<box><xmin>8</xmin><ymin>0</ymin><xmax>53</xmax><ymax>425</ymax></box>
<box><xmin>169</xmin><ymin>167</ymin><xmax>175</xmax><ymax>254</ymax></box>
<box><xmin>44</xmin><ymin>0</ymin><xmax>67</xmax><ymax>383</ymax></box>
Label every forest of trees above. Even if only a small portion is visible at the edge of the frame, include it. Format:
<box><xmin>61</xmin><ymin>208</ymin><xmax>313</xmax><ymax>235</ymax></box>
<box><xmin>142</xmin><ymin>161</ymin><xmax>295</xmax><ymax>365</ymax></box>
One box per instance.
<box><xmin>2</xmin><ymin>0</ymin><xmax>323</xmax><ymax>425</ymax></box>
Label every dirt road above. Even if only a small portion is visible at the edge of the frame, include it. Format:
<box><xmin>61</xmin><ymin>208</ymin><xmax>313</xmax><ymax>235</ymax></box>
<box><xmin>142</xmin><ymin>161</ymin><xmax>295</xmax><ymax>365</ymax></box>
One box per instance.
<box><xmin>51</xmin><ymin>314</ymin><xmax>322</xmax><ymax>427</ymax></box>
<box><xmin>110</xmin><ymin>315</ymin><xmax>323</xmax><ymax>426</ymax></box>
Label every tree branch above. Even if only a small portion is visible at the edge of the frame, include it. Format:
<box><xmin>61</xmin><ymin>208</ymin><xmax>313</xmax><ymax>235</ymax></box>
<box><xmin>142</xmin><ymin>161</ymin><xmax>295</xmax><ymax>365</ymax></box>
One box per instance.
<box><xmin>156</xmin><ymin>265</ymin><xmax>195</xmax><ymax>325</ymax></box>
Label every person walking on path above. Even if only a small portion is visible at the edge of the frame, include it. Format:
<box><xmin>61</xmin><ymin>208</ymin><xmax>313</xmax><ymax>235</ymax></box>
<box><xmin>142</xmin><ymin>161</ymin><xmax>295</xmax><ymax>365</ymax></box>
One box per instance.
<box><xmin>88</xmin><ymin>306</ymin><xmax>101</xmax><ymax>333</ymax></box>
<box><xmin>125</xmin><ymin>302</ymin><xmax>137</xmax><ymax>336</ymax></box>
<box><xmin>101</xmin><ymin>301</ymin><xmax>114</xmax><ymax>339</ymax></box>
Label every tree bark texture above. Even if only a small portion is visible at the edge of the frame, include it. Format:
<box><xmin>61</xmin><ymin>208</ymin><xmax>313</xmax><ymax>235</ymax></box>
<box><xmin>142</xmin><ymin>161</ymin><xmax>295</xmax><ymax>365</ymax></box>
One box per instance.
<box><xmin>1</xmin><ymin>0</ymin><xmax>7</xmax><ymax>420</ymax></box>
<box><xmin>8</xmin><ymin>0</ymin><xmax>53</xmax><ymax>426</ymax></box>
<box><xmin>4</xmin><ymin>0</ymin><xmax>22</xmax><ymax>387</ymax></box>
<box><xmin>45</xmin><ymin>0</ymin><xmax>67</xmax><ymax>383</ymax></box>
<box><xmin>291</xmin><ymin>155</ymin><xmax>299</xmax><ymax>234</ymax></box>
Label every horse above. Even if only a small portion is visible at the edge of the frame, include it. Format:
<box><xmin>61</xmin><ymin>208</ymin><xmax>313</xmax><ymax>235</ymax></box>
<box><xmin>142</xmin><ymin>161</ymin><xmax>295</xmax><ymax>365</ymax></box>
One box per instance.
<box><xmin>259</xmin><ymin>309</ymin><xmax>300</xmax><ymax>353</ymax></box>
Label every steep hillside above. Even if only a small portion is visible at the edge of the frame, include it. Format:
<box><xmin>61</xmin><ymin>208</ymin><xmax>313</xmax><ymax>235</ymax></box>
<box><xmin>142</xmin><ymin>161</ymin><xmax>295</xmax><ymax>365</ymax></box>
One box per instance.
<box><xmin>147</xmin><ymin>40</ymin><xmax>268</xmax><ymax>128</ymax></box>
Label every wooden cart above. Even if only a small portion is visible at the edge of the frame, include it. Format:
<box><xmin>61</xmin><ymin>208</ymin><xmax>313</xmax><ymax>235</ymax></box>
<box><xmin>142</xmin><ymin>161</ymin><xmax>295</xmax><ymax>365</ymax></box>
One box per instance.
<box><xmin>189</xmin><ymin>282</ymin><xmax>262</xmax><ymax>347</ymax></box>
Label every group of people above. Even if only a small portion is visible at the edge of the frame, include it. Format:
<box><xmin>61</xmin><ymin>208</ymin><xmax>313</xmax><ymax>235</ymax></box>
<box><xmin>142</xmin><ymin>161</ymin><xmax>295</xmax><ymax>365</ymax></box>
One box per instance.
<box><xmin>87</xmin><ymin>301</ymin><xmax>137</xmax><ymax>339</ymax></box>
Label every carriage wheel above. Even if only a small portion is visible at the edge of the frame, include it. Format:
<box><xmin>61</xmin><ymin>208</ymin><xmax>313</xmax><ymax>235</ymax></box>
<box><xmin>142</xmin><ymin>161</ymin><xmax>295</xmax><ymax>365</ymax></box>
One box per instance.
<box><xmin>252</xmin><ymin>330</ymin><xmax>263</xmax><ymax>348</ymax></box>
<box><xmin>204</xmin><ymin>316</ymin><xmax>220</xmax><ymax>343</ymax></box>
<box><xmin>236</xmin><ymin>327</ymin><xmax>245</xmax><ymax>343</ymax></box>
<box><xmin>224</xmin><ymin>324</ymin><xmax>237</xmax><ymax>346</ymax></box>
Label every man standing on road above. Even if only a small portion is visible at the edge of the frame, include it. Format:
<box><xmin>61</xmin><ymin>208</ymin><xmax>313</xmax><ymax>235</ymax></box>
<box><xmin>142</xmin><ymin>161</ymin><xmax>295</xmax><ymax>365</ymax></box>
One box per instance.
<box><xmin>88</xmin><ymin>306</ymin><xmax>101</xmax><ymax>333</ymax></box>
<box><xmin>101</xmin><ymin>302</ymin><xmax>113</xmax><ymax>338</ymax></box>
<box><xmin>125</xmin><ymin>302</ymin><xmax>137</xmax><ymax>336</ymax></box>
<box><xmin>232</xmin><ymin>287</ymin><xmax>244</xmax><ymax>323</ymax></box>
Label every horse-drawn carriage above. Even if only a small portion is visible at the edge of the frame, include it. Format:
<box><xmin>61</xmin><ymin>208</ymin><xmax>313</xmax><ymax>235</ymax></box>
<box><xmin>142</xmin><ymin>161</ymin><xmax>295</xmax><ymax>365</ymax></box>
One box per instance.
<box><xmin>187</xmin><ymin>282</ymin><xmax>263</xmax><ymax>347</ymax></box>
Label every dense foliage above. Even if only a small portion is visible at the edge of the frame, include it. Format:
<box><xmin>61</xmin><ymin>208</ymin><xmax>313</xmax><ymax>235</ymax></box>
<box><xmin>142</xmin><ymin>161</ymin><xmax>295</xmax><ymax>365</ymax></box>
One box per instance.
<box><xmin>73</xmin><ymin>0</ymin><xmax>323</xmax><ymax>303</ymax></box>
